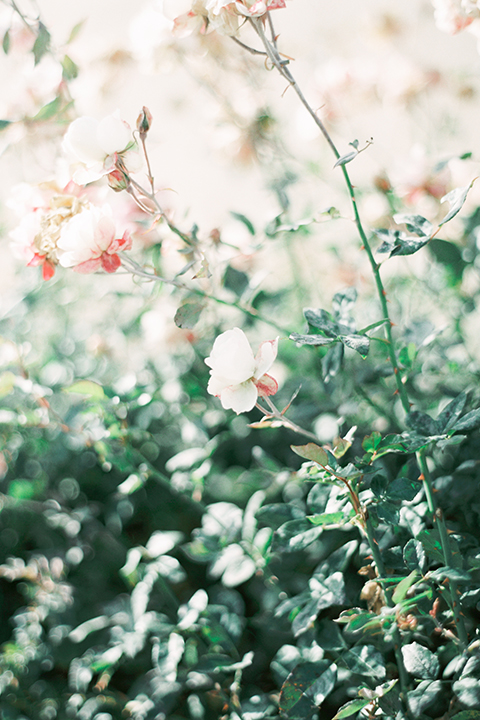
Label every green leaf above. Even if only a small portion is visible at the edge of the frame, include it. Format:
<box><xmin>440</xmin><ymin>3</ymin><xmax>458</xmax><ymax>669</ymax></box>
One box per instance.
<box><xmin>304</xmin><ymin>308</ymin><xmax>339</xmax><ymax>336</ymax></box>
<box><xmin>223</xmin><ymin>265</ymin><xmax>249</xmax><ymax>296</ymax></box>
<box><xmin>290</xmin><ymin>332</ymin><xmax>337</xmax><ymax>347</ymax></box>
<box><xmin>392</xmin><ymin>570</ymin><xmax>419</xmax><ymax>603</ymax></box>
<box><xmin>256</xmin><ymin>503</ymin><xmax>305</xmax><ymax>530</ymax></box>
<box><xmin>291</xmin><ymin>443</ymin><xmax>329</xmax><ymax>465</ymax></box>
<box><xmin>230</xmin><ymin>211</ymin><xmax>255</xmax><ymax>235</ymax></box>
<box><xmin>307</xmin><ymin>511</ymin><xmax>351</xmax><ymax>527</ymax></box>
<box><xmin>67</xmin><ymin>20</ymin><xmax>86</xmax><ymax>44</ymax></box>
<box><xmin>64</xmin><ymin>380</ymin><xmax>106</xmax><ymax>401</ymax></box>
<box><xmin>407</xmin><ymin>680</ymin><xmax>443</xmax><ymax>715</ymax></box>
<box><xmin>280</xmin><ymin>661</ymin><xmax>335</xmax><ymax>717</ymax></box>
<box><xmin>401</xmin><ymin>642</ymin><xmax>439</xmax><ymax>680</ymax></box>
<box><xmin>334</xmin><ymin>149</ymin><xmax>359</xmax><ymax>167</ymax></box>
<box><xmin>0</xmin><ymin>119</ymin><xmax>11</xmax><ymax>131</ymax></box>
<box><xmin>332</xmin><ymin>698</ymin><xmax>371</xmax><ymax>719</ymax></box>
<box><xmin>439</xmin><ymin>179</ymin><xmax>476</xmax><ymax>226</ymax></box>
<box><xmin>403</xmin><ymin>539</ymin><xmax>426</xmax><ymax>572</ymax></box>
<box><xmin>452</xmin><ymin>678</ymin><xmax>480</xmax><ymax>708</ymax></box>
<box><xmin>406</xmin><ymin>410</ymin><xmax>438</xmax><ymax>436</ymax></box>
<box><xmin>437</xmin><ymin>392</ymin><xmax>467</xmax><ymax>432</ymax></box>
<box><xmin>174</xmin><ymin>300</ymin><xmax>204</xmax><ymax>329</ymax></box>
<box><xmin>2</xmin><ymin>29</ymin><xmax>10</xmax><ymax>54</ymax></box>
<box><xmin>393</xmin><ymin>213</ymin><xmax>434</xmax><ymax>237</ymax></box>
<box><xmin>429</xmin><ymin>566</ymin><xmax>471</xmax><ymax>584</ymax></box>
<box><xmin>33</xmin><ymin>22</ymin><xmax>51</xmax><ymax>65</ymax></box>
<box><xmin>451</xmin><ymin>712</ymin><xmax>480</xmax><ymax>719</ymax></box>
<box><xmin>417</xmin><ymin>528</ymin><xmax>444</xmax><ymax>564</ymax></box>
<box><xmin>33</xmin><ymin>96</ymin><xmax>62</xmax><ymax>122</ymax></box>
<box><xmin>339</xmin><ymin>334</ymin><xmax>369</xmax><ymax>357</ymax></box>
<box><xmin>62</xmin><ymin>54</ymin><xmax>79</xmax><ymax>80</ymax></box>
<box><xmin>451</xmin><ymin>408</ymin><xmax>480</xmax><ymax>434</ymax></box>
<box><xmin>271</xmin><ymin>519</ymin><xmax>322</xmax><ymax>552</ymax></box>
<box><xmin>388</xmin><ymin>475</ymin><xmax>421</xmax><ymax>501</ymax></box>
<box><xmin>342</xmin><ymin>645</ymin><xmax>386</xmax><ymax>680</ymax></box>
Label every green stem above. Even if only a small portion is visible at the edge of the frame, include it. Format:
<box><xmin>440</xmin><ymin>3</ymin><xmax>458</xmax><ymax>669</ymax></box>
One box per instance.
<box><xmin>417</xmin><ymin>449</ymin><xmax>468</xmax><ymax>648</ymax></box>
<box><xmin>250</xmin><ymin>17</ymin><xmax>410</xmax><ymax>414</ymax></box>
<box><xmin>364</xmin><ymin>513</ymin><xmax>411</xmax><ymax>712</ymax></box>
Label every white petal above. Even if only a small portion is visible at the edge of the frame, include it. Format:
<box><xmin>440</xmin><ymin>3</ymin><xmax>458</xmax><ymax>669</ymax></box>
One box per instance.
<box><xmin>253</xmin><ymin>337</ymin><xmax>278</xmax><ymax>379</ymax></box>
<box><xmin>97</xmin><ymin>112</ymin><xmax>132</xmax><ymax>156</ymax></box>
<box><xmin>220</xmin><ymin>381</ymin><xmax>258</xmax><ymax>414</ymax></box>
<box><xmin>205</xmin><ymin>328</ymin><xmax>255</xmax><ymax>384</ymax></box>
<box><xmin>62</xmin><ymin>117</ymin><xmax>104</xmax><ymax>164</ymax></box>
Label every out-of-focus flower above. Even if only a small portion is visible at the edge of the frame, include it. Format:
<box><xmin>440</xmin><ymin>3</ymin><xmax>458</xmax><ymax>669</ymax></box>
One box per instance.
<box><xmin>57</xmin><ymin>205</ymin><xmax>131</xmax><ymax>274</ymax></box>
<box><xmin>9</xmin><ymin>182</ymin><xmax>90</xmax><ymax>280</ymax></box>
<box><xmin>170</xmin><ymin>0</ymin><xmax>288</xmax><ymax>37</ymax></box>
<box><xmin>205</xmin><ymin>327</ymin><xmax>278</xmax><ymax>413</ymax></box>
<box><xmin>62</xmin><ymin>111</ymin><xmax>142</xmax><ymax>185</ymax></box>
<box><xmin>431</xmin><ymin>0</ymin><xmax>480</xmax><ymax>34</ymax></box>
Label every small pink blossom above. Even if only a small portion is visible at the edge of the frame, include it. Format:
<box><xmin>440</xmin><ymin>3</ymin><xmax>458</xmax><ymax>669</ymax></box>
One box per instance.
<box><xmin>171</xmin><ymin>0</ymin><xmax>288</xmax><ymax>37</ymax></box>
<box><xmin>57</xmin><ymin>206</ymin><xmax>131</xmax><ymax>274</ymax></box>
<box><xmin>205</xmin><ymin>328</ymin><xmax>278</xmax><ymax>414</ymax></box>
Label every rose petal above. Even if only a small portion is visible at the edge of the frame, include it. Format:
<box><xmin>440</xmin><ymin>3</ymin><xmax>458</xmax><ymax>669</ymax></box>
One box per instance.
<box><xmin>254</xmin><ymin>337</ymin><xmax>278</xmax><ymax>379</ymax></box>
<box><xmin>220</xmin><ymin>380</ymin><xmax>257</xmax><ymax>414</ymax></box>
<box><xmin>255</xmin><ymin>372</ymin><xmax>278</xmax><ymax>398</ymax></box>
<box><xmin>205</xmin><ymin>328</ymin><xmax>256</xmax><ymax>384</ymax></box>
<box><xmin>101</xmin><ymin>253</ymin><xmax>121</xmax><ymax>273</ymax></box>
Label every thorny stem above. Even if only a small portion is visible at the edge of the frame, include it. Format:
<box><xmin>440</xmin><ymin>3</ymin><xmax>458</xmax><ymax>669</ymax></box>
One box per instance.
<box><xmin>250</xmin><ymin>16</ymin><xmax>410</xmax><ymax>415</ymax></box>
<box><xmin>249</xmin><ymin>16</ymin><xmax>417</xmax><ymax>706</ymax></box>
<box><xmin>417</xmin><ymin>449</ymin><xmax>468</xmax><ymax>648</ymax></box>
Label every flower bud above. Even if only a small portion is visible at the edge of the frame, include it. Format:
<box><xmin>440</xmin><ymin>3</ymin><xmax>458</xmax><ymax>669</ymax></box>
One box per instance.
<box><xmin>107</xmin><ymin>167</ymin><xmax>129</xmax><ymax>192</ymax></box>
<box><xmin>136</xmin><ymin>106</ymin><xmax>153</xmax><ymax>136</ymax></box>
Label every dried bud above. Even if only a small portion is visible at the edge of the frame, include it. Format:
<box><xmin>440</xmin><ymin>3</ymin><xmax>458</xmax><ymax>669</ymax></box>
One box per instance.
<box><xmin>136</xmin><ymin>106</ymin><xmax>153</xmax><ymax>136</ymax></box>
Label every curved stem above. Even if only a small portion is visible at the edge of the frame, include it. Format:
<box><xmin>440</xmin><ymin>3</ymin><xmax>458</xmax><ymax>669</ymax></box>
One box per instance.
<box><xmin>250</xmin><ymin>16</ymin><xmax>410</xmax><ymax>414</ymax></box>
<box><xmin>120</xmin><ymin>256</ymin><xmax>290</xmax><ymax>335</ymax></box>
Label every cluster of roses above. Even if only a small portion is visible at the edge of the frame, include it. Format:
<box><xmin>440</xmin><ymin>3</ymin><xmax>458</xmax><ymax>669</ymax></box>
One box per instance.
<box><xmin>171</xmin><ymin>0</ymin><xmax>288</xmax><ymax>38</ymax></box>
<box><xmin>10</xmin><ymin>112</ymin><xmax>140</xmax><ymax>281</ymax></box>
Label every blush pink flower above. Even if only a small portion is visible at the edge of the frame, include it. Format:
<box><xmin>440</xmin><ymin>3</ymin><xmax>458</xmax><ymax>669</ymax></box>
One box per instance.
<box><xmin>205</xmin><ymin>328</ymin><xmax>278</xmax><ymax>414</ymax></box>
<box><xmin>57</xmin><ymin>206</ymin><xmax>131</xmax><ymax>274</ymax></box>
<box><xmin>170</xmin><ymin>0</ymin><xmax>288</xmax><ymax>37</ymax></box>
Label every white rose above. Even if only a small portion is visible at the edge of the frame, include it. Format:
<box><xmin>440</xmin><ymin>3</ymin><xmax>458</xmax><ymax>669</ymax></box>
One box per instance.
<box><xmin>205</xmin><ymin>327</ymin><xmax>278</xmax><ymax>414</ymax></box>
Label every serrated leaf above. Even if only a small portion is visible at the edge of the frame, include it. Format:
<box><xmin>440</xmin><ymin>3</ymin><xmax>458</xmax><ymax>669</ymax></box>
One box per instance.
<box><xmin>64</xmin><ymin>380</ymin><xmax>106</xmax><ymax>401</ymax></box>
<box><xmin>439</xmin><ymin>180</ymin><xmax>476</xmax><ymax>226</ymax></box>
<box><xmin>33</xmin><ymin>22</ymin><xmax>51</xmax><ymax>65</ymax></box>
<box><xmin>393</xmin><ymin>213</ymin><xmax>434</xmax><ymax>237</ymax></box>
<box><xmin>417</xmin><ymin>528</ymin><xmax>444</xmax><ymax>564</ymax></box>
<box><xmin>339</xmin><ymin>334</ymin><xmax>369</xmax><ymax>357</ymax></box>
<box><xmin>429</xmin><ymin>566</ymin><xmax>471</xmax><ymax>584</ymax></box>
<box><xmin>291</xmin><ymin>443</ymin><xmax>328</xmax><ymax>465</ymax></box>
<box><xmin>401</xmin><ymin>642</ymin><xmax>439</xmax><ymax>680</ymax></box>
